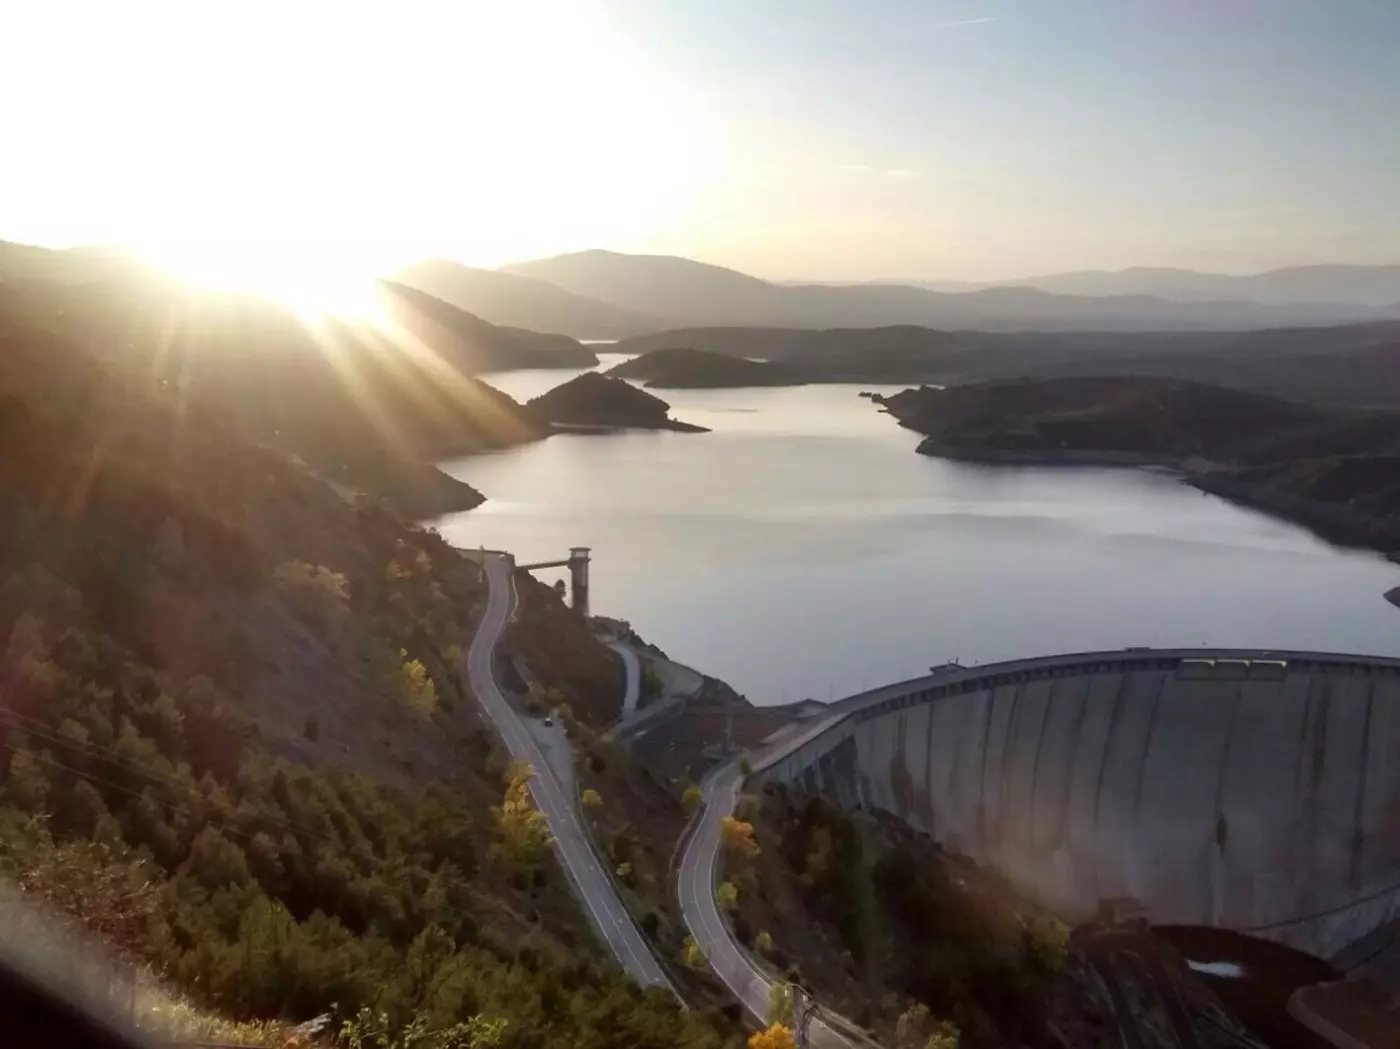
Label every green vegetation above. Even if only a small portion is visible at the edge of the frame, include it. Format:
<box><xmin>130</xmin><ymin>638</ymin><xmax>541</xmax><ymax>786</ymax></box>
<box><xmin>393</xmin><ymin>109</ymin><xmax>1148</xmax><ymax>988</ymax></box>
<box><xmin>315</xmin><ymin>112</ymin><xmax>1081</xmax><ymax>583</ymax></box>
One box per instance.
<box><xmin>0</xmin><ymin>288</ymin><xmax>740</xmax><ymax>1047</ymax></box>
<box><xmin>735</xmin><ymin>787</ymin><xmax>1070</xmax><ymax>1048</ymax></box>
<box><xmin>716</xmin><ymin>881</ymin><xmax>739</xmax><ymax>912</ymax></box>
<box><xmin>680</xmin><ymin>936</ymin><xmax>707</xmax><ymax>970</ymax></box>
<box><xmin>767</xmin><ymin>982</ymin><xmax>795</xmax><ymax>1026</ymax></box>
<box><xmin>272</xmin><ymin>560</ymin><xmax>351</xmax><ymax>632</ymax></box>
<box><xmin>640</xmin><ymin>662</ymin><xmax>664</xmax><ymax>702</ymax></box>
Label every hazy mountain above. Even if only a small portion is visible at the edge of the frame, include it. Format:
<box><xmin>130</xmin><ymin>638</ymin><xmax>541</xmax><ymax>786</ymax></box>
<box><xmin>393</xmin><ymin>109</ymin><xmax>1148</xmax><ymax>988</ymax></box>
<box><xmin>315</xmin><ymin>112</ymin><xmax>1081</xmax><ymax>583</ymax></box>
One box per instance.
<box><xmin>614</xmin><ymin>320</ymin><xmax>1400</xmax><ymax>407</ymax></box>
<box><xmin>376</xmin><ymin>279</ymin><xmax>598</xmax><ymax>371</ymax></box>
<box><xmin>898</xmin><ymin>264</ymin><xmax>1400</xmax><ymax>308</ymax></box>
<box><xmin>500</xmin><ymin>250</ymin><xmax>1396</xmax><ymax>333</ymax></box>
<box><xmin>1</xmin><ymin>241</ymin><xmax>550</xmax><ymax>515</ymax></box>
<box><xmin>503</xmin><ymin>249</ymin><xmax>776</xmax><ymax>323</ymax></box>
<box><xmin>395</xmin><ymin>258</ymin><xmax>660</xmax><ymax>338</ymax></box>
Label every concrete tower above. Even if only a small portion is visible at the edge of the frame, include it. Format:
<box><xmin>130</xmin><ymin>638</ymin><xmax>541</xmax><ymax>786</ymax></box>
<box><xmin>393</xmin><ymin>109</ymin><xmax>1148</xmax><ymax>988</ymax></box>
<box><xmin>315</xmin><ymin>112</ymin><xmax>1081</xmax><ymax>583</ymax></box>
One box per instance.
<box><xmin>568</xmin><ymin>547</ymin><xmax>591</xmax><ymax>618</ymax></box>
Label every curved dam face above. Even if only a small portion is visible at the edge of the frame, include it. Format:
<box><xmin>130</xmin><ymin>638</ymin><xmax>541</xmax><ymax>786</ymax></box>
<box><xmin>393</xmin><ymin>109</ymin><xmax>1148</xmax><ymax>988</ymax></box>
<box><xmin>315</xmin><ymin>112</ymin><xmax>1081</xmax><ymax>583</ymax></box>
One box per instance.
<box><xmin>754</xmin><ymin>648</ymin><xmax>1400</xmax><ymax>960</ymax></box>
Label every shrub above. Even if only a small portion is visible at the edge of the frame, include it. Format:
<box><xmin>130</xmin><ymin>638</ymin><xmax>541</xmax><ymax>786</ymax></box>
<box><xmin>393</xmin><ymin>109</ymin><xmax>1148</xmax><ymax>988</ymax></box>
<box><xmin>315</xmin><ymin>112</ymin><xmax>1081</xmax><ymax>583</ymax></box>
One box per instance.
<box><xmin>271</xmin><ymin>561</ymin><xmax>349</xmax><ymax>632</ymax></box>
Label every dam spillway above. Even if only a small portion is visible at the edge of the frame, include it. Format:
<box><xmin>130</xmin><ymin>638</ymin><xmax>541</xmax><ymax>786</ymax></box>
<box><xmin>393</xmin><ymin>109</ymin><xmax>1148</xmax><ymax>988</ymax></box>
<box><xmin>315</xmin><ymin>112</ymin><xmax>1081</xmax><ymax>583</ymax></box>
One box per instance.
<box><xmin>754</xmin><ymin>648</ymin><xmax>1400</xmax><ymax>961</ymax></box>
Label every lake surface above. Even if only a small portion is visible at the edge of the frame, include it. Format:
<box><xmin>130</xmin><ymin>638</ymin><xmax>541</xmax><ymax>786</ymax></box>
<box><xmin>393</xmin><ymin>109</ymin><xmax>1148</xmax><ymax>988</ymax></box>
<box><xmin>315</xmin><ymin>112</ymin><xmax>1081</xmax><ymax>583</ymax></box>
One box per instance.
<box><xmin>434</xmin><ymin>356</ymin><xmax>1400</xmax><ymax>704</ymax></box>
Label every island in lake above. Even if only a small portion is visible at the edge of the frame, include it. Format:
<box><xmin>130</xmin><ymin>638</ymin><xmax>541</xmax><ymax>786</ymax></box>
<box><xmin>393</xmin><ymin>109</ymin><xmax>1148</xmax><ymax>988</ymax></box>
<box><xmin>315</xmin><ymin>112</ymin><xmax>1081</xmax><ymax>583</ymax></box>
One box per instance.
<box><xmin>527</xmin><ymin>372</ymin><xmax>709</xmax><ymax>432</ymax></box>
<box><xmin>608</xmin><ymin>347</ymin><xmax>803</xmax><ymax>388</ymax></box>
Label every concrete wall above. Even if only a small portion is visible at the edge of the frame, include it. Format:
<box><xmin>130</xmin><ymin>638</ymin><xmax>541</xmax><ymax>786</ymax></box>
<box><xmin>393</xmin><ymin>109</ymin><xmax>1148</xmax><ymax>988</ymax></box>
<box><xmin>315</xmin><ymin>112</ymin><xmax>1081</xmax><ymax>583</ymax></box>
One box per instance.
<box><xmin>754</xmin><ymin>649</ymin><xmax>1400</xmax><ymax>960</ymax></box>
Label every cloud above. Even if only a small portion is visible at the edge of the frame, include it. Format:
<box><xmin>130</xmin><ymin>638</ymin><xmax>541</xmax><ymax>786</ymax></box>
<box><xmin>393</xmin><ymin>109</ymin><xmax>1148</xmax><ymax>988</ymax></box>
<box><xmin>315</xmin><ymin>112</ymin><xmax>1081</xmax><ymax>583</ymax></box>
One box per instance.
<box><xmin>885</xmin><ymin>169</ymin><xmax>921</xmax><ymax>178</ymax></box>
<box><xmin>938</xmin><ymin>16</ymin><xmax>996</xmax><ymax>28</ymax></box>
<box><xmin>839</xmin><ymin>164</ymin><xmax>871</xmax><ymax>172</ymax></box>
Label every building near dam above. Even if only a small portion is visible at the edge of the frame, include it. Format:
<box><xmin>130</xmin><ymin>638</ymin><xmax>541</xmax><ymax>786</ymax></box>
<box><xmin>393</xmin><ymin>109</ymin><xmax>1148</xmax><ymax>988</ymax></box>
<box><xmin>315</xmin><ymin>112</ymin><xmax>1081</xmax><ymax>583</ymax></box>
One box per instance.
<box><xmin>754</xmin><ymin>648</ymin><xmax>1400</xmax><ymax>964</ymax></box>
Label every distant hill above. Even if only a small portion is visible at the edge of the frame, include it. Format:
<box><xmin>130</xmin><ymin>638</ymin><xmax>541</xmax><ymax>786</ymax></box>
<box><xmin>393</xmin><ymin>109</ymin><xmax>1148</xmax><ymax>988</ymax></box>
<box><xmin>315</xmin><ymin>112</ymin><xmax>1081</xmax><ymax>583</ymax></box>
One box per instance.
<box><xmin>503</xmin><ymin>250</ymin><xmax>775</xmax><ymax>325</ymax></box>
<box><xmin>614</xmin><ymin>321</ymin><xmax>1400</xmax><ymax>406</ymax></box>
<box><xmin>878</xmin><ymin>375</ymin><xmax>1400</xmax><ymax>551</ymax></box>
<box><xmin>608</xmin><ymin>347</ymin><xmax>801</xmax><ymax>388</ymax></box>
<box><xmin>527</xmin><ymin>372</ymin><xmax>707</xmax><ymax>432</ymax></box>
<box><xmin>376</xmin><ymin>279</ymin><xmax>598</xmax><ymax>371</ymax></box>
<box><xmin>395</xmin><ymin>258</ymin><xmax>661</xmax><ymax>338</ymax></box>
<box><xmin>913</xmin><ymin>264</ymin><xmax>1400</xmax><ymax>308</ymax></box>
<box><xmin>878</xmin><ymin>377</ymin><xmax>1322</xmax><ymax>464</ymax></box>
<box><xmin>500</xmin><ymin>250</ymin><xmax>1397</xmax><ymax>333</ymax></box>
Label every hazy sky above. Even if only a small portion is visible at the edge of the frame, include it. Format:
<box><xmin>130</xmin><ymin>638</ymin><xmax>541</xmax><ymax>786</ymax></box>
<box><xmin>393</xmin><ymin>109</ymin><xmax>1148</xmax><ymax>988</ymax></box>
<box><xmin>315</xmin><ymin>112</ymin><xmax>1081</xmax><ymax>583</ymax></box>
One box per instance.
<box><xmin>4</xmin><ymin>0</ymin><xmax>1399</xmax><ymax>288</ymax></box>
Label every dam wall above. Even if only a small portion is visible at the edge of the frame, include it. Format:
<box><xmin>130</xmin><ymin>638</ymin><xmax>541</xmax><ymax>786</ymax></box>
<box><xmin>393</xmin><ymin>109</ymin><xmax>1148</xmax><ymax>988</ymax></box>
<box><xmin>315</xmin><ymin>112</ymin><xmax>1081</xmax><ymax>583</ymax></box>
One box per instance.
<box><xmin>754</xmin><ymin>648</ymin><xmax>1400</xmax><ymax>959</ymax></box>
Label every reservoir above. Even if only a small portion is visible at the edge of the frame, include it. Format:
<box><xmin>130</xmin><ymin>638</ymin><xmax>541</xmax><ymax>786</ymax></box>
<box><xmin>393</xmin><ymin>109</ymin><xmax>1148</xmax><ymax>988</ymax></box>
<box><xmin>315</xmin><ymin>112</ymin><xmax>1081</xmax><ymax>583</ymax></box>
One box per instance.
<box><xmin>434</xmin><ymin>357</ymin><xmax>1400</xmax><ymax>704</ymax></box>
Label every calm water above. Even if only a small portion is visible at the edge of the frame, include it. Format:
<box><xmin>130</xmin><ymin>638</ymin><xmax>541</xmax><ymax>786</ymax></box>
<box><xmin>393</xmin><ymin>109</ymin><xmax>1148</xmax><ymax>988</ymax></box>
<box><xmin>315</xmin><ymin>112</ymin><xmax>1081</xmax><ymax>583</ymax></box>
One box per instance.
<box><xmin>434</xmin><ymin>356</ymin><xmax>1400</xmax><ymax>704</ymax></box>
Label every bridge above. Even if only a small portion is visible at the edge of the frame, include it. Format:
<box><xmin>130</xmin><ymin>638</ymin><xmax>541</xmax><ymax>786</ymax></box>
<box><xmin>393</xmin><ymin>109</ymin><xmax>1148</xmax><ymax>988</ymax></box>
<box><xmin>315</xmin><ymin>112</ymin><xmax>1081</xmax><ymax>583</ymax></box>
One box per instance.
<box><xmin>752</xmin><ymin>647</ymin><xmax>1400</xmax><ymax>963</ymax></box>
<box><xmin>518</xmin><ymin>546</ymin><xmax>591</xmax><ymax>617</ymax></box>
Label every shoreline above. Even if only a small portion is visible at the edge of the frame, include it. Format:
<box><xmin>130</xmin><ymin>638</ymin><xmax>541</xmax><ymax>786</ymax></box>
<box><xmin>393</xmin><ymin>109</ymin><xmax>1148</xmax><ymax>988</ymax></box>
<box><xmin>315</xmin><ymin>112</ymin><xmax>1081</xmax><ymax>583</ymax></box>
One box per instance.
<box><xmin>916</xmin><ymin>440</ymin><xmax>1400</xmax><ymax>561</ymax></box>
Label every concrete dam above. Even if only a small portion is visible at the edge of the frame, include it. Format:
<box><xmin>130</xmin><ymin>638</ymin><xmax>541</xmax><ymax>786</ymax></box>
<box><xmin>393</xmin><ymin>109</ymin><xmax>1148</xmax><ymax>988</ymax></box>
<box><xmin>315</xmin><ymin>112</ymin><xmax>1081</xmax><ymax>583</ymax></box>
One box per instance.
<box><xmin>754</xmin><ymin>648</ymin><xmax>1400</xmax><ymax>962</ymax></box>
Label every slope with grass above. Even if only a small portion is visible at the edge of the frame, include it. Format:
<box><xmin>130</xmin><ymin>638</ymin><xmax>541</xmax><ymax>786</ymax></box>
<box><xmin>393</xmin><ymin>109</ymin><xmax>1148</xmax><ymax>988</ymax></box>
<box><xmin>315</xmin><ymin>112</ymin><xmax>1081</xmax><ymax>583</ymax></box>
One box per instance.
<box><xmin>0</xmin><ymin>276</ymin><xmax>741</xmax><ymax>1047</ymax></box>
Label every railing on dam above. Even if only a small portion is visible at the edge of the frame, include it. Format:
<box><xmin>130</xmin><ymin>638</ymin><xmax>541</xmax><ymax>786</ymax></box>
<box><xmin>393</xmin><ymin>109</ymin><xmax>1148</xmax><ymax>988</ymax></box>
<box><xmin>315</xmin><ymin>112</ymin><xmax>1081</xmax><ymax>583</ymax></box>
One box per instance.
<box><xmin>750</xmin><ymin>646</ymin><xmax>1400</xmax><ymax>962</ymax></box>
<box><xmin>753</xmin><ymin>647</ymin><xmax>1400</xmax><ymax>779</ymax></box>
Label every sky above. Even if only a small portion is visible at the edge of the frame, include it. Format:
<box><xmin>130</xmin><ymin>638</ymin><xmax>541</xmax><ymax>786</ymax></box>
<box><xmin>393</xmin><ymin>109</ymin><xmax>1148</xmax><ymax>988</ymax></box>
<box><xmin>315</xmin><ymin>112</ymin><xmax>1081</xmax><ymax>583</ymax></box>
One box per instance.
<box><xmin>3</xmin><ymin>0</ymin><xmax>1399</xmax><ymax>292</ymax></box>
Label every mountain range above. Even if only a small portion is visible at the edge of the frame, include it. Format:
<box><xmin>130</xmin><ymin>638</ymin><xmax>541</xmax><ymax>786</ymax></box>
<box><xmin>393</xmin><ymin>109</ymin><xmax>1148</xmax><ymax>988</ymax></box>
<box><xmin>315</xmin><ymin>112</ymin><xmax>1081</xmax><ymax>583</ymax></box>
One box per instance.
<box><xmin>396</xmin><ymin>251</ymin><xmax>1400</xmax><ymax>338</ymax></box>
<box><xmin>905</xmin><ymin>264</ymin><xmax>1400</xmax><ymax>307</ymax></box>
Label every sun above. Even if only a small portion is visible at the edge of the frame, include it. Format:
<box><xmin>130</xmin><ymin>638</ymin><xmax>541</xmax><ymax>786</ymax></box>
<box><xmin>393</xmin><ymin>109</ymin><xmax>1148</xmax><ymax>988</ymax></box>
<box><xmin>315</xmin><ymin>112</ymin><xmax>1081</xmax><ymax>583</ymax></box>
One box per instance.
<box><xmin>130</xmin><ymin>235</ymin><xmax>387</xmax><ymax>321</ymax></box>
<box><xmin>36</xmin><ymin>3</ymin><xmax>724</xmax><ymax>320</ymax></box>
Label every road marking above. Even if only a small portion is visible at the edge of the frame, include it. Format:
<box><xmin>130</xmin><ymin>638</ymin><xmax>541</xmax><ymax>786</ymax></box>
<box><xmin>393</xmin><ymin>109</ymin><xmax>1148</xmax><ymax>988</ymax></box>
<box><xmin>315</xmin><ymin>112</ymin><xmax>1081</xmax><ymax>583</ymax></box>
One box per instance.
<box><xmin>467</xmin><ymin>557</ymin><xmax>670</xmax><ymax>990</ymax></box>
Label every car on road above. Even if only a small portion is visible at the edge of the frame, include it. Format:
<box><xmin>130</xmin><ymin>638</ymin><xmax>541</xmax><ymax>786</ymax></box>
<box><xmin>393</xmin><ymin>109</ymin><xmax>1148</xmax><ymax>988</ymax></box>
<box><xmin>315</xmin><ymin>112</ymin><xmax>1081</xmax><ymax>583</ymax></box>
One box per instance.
<box><xmin>543</xmin><ymin>716</ymin><xmax>554</xmax><ymax>727</ymax></box>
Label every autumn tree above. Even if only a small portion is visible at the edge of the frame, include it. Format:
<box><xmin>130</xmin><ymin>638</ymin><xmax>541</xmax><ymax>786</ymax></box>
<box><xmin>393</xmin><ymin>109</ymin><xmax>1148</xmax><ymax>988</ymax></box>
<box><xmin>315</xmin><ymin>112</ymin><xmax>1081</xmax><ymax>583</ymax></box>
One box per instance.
<box><xmin>271</xmin><ymin>561</ymin><xmax>349</xmax><ymax>631</ymax></box>
<box><xmin>681</xmin><ymin>784</ymin><xmax>704</xmax><ymax>813</ymax></box>
<box><xmin>749</xmin><ymin>1023</ymin><xmax>795</xmax><ymax>1049</ymax></box>
<box><xmin>896</xmin><ymin>1003</ymin><xmax>931</xmax><ymax>1049</ymax></box>
<box><xmin>490</xmin><ymin>763</ymin><xmax>550</xmax><ymax>876</ymax></box>
<box><xmin>721</xmin><ymin>816</ymin><xmax>760</xmax><ymax>860</ymax></box>
<box><xmin>717</xmin><ymin>881</ymin><xmax>739</xmax><ymax>912</ymax></box>
<box><xmin>680</xmin><ymin>936</ymin><xmax>707</xmax><ymax>970</ymax></box>
<box><xmin>581</xmin><ymin>788</ymin><xmax>602</xmax><ymax>810</ymax></box>
<box><xmin>754</xmin><ymin>930</ymin><xmax>774</xmax><ymax>956</ymax></box>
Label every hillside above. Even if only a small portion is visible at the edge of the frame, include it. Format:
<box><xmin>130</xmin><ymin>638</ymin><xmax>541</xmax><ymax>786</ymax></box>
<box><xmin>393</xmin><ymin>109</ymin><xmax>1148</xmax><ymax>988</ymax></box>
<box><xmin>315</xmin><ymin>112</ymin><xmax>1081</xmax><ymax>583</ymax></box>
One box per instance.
<box><xmin>500</xmin><ymin>250</ymin><xmax>1396</xmax><ymax>333</ymax></box>
<box><xmin>616</xmin><ymin>321</ymin><xmax>1400</xmax><ymax>406</ymax></box>
<box><xmin>0</xmin><ymin>242</ymin><xmax>559</xmax><ymax>516</ymax></box>
<box><xmin>527</xmin><ymin>373</ymin><xmax>708</xmax><ymax>432</ymax></box>
<box><xmin>377</xmin><ymin>279</ymin><xmax>599</xmax><ymax>370</ymax></box>
<box><xmin>879</xmin><ymin>375</ymin><xmax>1400</xmax><ymax>552</ymax></box>
<box><xmin>0</xmin><ymin>285</ymin><xmax>737</xmax><ymax>1046</ymax></box>
<box><xmin>607</xmin><ymin>347</ymin><xmax>802</xmax><ymax>388</ymax></box>
<box><xmin>877</xmin><ymin>377</ymin><xmax>1323</xmax><ymax>464</ymax></box>
<box><xmin>724</xmin><ymin>786</ymin><xmax>1108</xmax><ymax>1048</ymax></box>
<box><xmin>395</xmin><ymin>258</ymin><xmax>662</xmax><ymax>339</ymax></box>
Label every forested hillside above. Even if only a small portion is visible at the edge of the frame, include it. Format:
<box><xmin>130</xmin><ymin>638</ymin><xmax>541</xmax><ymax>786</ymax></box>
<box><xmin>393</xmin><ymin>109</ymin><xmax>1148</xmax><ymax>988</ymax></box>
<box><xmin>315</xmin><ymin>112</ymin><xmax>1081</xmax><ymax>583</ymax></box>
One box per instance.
<box><xmin>0</xmin><ymin>242</ymin><xmax>557</xmax><ymax>517</ymax></box>
<box><xmin>0</xmin><ymin>274</ymin><xmax>738</xmax><ymax>1046</ymax></box>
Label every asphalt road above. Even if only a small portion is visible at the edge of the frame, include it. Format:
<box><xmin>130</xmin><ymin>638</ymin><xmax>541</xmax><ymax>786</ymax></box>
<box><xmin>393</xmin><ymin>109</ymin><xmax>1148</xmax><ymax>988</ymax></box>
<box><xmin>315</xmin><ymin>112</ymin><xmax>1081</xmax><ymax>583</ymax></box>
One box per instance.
<box><xmin>678</xmin><ymin>760</ymin><xmax>857</xmax><ymax>1048</ymax></box>
<box><xmin>467</xmin><ymin>554</ymin><xmax>673</xmax><ymax>991</ymax></box>
<box><xmin>607</xmin><ymin>641</ymin><xmax>642</xmax><ymax>717</ymax></box>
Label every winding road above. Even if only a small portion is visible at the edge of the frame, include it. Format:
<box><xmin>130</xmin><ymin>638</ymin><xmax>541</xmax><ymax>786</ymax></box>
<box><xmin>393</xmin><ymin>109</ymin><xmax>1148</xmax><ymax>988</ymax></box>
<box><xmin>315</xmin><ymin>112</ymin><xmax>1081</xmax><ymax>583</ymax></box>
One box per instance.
<box><xmin>466</xmin><ymin>553</ymin><xmax>673</xmax><ymax>991</ymax></box>
<box><xmin>678</xmin><ymin>758</ymin><xmax>857</xmax><ymax>1047</ymax></box>
<box><xmin>607</xmin><ymin>641</ymin><xmax>642</xmax><ymax>717</ymax></box>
